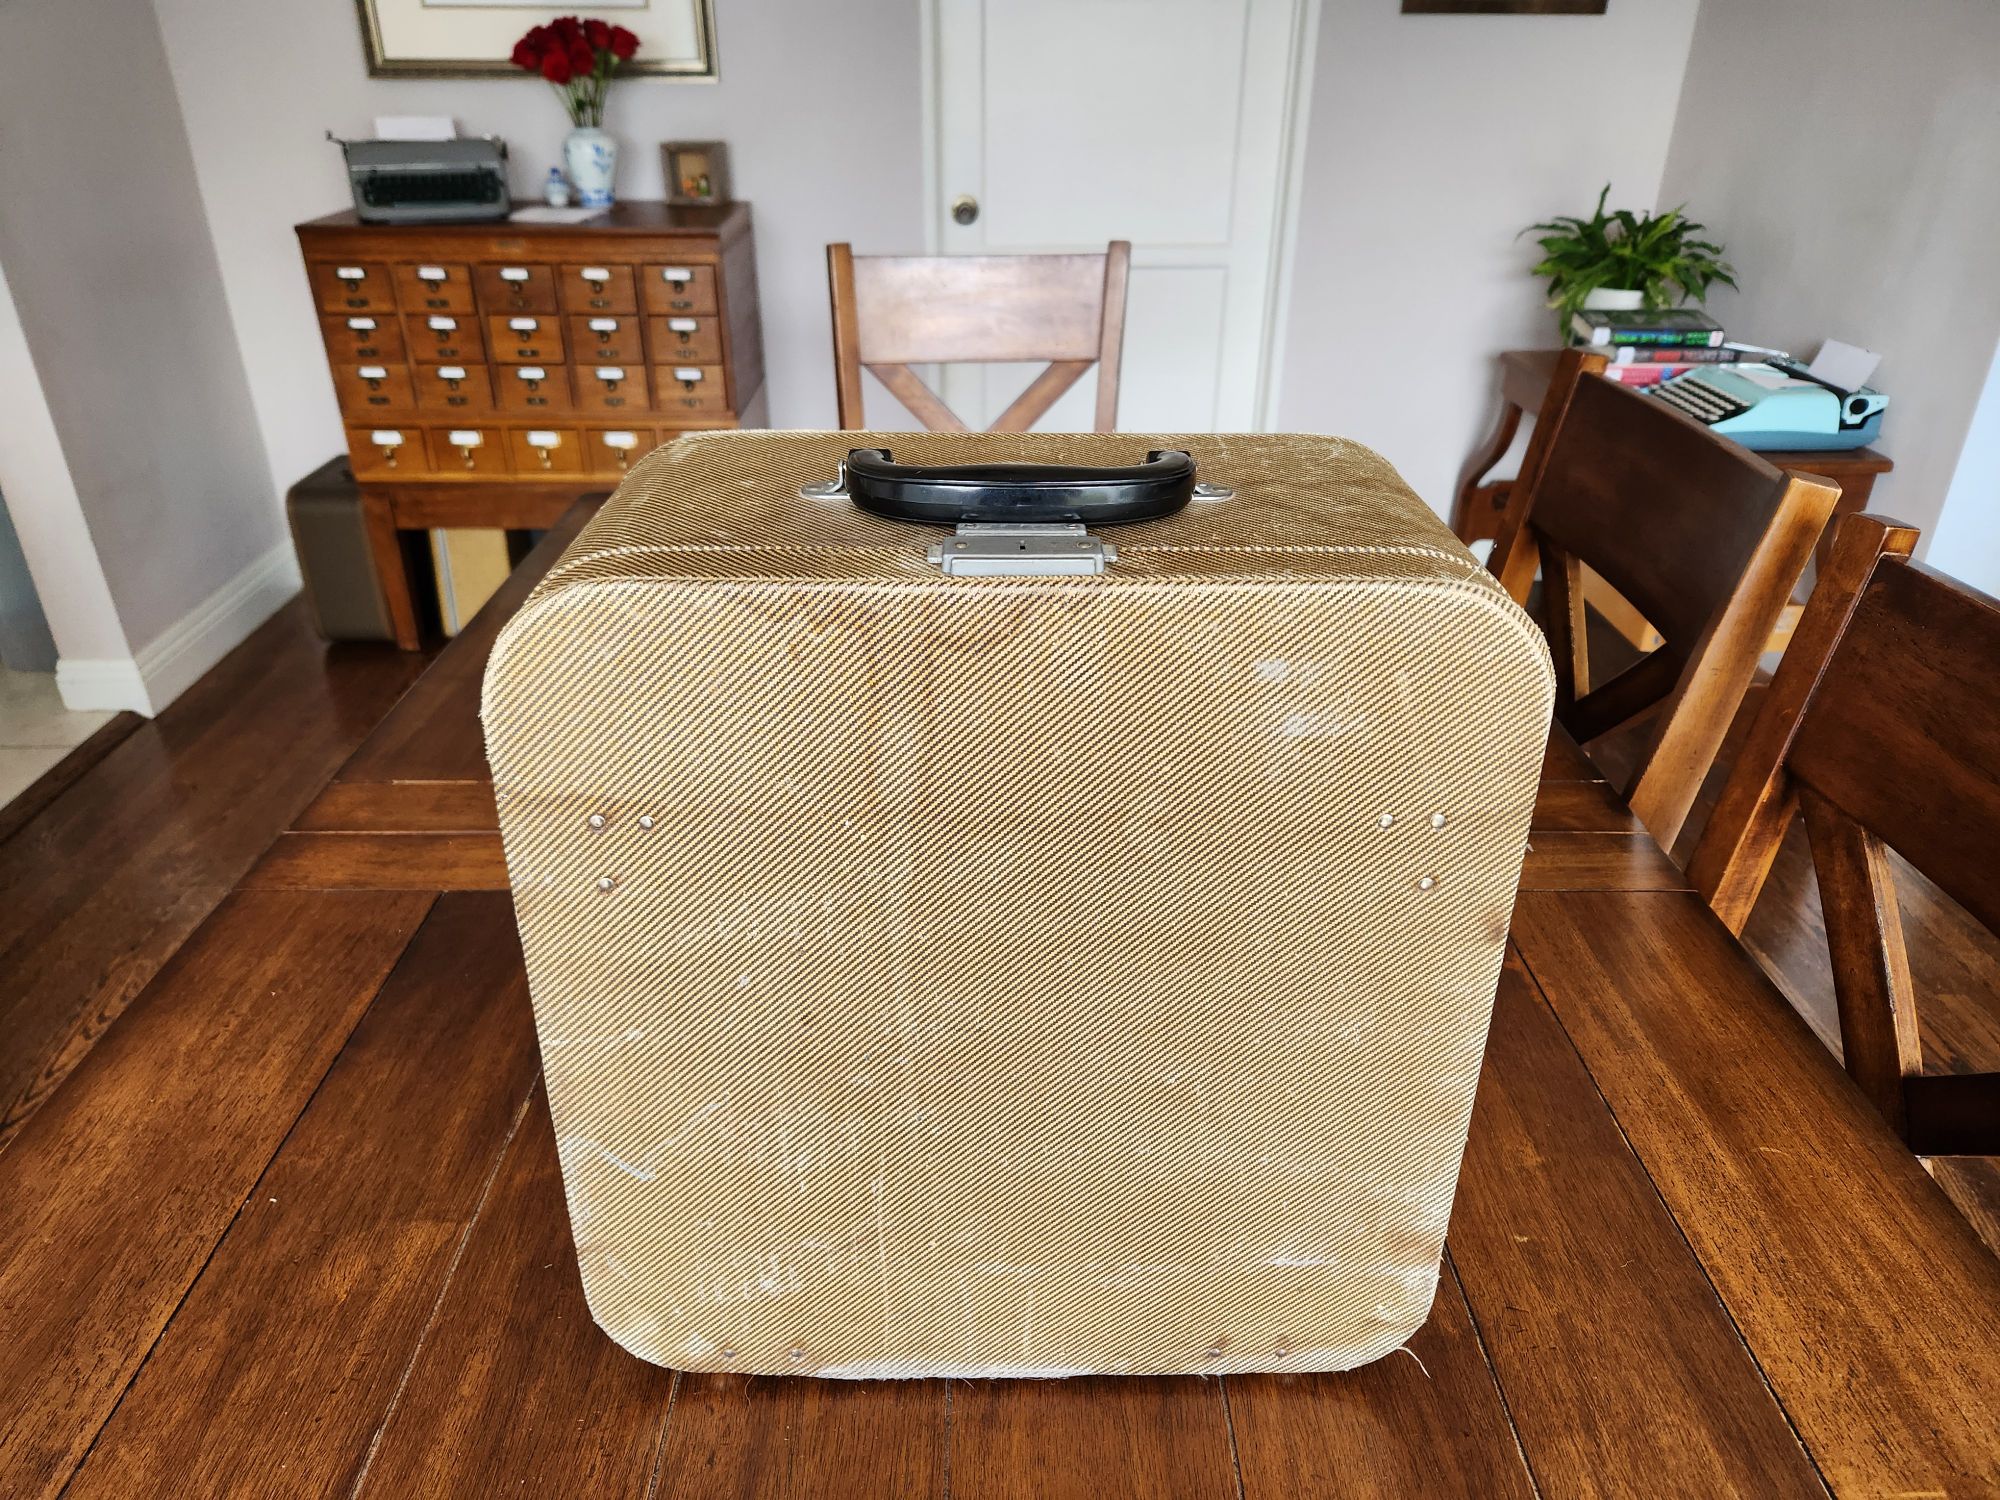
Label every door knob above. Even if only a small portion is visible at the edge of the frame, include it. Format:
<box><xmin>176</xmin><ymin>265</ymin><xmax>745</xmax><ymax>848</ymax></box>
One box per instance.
<box><xmin>951</xmin><ymin>194</ymin><xmax>979</xmax><ymax>226</ymax></box>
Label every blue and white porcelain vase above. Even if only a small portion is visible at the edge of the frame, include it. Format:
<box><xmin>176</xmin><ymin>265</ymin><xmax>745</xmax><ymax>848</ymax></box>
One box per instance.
<box><xmin>564</xmin><ymin>127</ymin><xmax>618</xmax><ymax>209</ymax></box>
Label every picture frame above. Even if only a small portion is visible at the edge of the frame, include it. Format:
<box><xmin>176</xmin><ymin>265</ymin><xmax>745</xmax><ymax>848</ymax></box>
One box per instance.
<box><xmin>1402</xmin><ymin>1</ymin><xmax>1605</xmax><ymax>12</ymax></box>
<box><xmin>662</xmin><ymin>141</ymin><xmax>732</xmax><ymax>206</ymax></box>
<box><xmin>356</xmin><ymin>0</ymin><xmax>719</xmax><ymax>79</ymax></box>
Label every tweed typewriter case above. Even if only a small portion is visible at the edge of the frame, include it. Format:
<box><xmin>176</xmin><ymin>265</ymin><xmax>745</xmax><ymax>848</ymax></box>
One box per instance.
<box><xmin>482</xmin><ymin>430</ymin><xmax>1553</xmax><ymax>1379</ymax></box>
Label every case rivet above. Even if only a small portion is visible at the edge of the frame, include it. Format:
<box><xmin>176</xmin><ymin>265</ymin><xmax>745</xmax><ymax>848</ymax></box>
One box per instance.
<box><xmin>1430</xmin><ymin>811</ymin><xmax>1448</xmax><ymax>830</ymax></box>
<box><xmin>596</xmin><ymin>875</ymin><xmax>617</xmax><ymax>893</ymax></box>
<box><xmin>1205</xmin><ymin>1345</ymin><xmax>1224</xmax><ymax>1360</ymax></box>
<box><xmin>588</xmin><ymin>813</ymin><xmax>607</xmax><ymax>830</ymax></box>
<box><xmin>1377</xmin><ymin>812</ymin><xmax>1396</xmax><ymax>829</ymax></box>
<box><xmin>637</xmin><ymin>814</ymin><xmax>656</xmax><ymax>831</ymax></box>
<box><xmin>789</xmin><ymin>1347</ymin><xmax>806</xmax><ymax>1362</ymax></box>
<box><xmin>1416</xmin><ymin>876</ymin><xmax>1436</xmax><ymax>892</ymax></box>
<box><xmin>720</xmin><ymin>1346</ymin><xmax>737</xmax><ymax>1360</ymax></box>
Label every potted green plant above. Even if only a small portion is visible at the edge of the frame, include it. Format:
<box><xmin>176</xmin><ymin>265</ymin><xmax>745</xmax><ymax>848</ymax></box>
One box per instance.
<box><xmin>1522</xmin><ymin>185</ymin><xmax>1736</xmax><ymax>333</ymax></box>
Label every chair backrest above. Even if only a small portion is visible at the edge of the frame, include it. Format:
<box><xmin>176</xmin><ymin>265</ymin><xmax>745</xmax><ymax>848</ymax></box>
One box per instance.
<box><xmin>826</xmin><ymin>242</ymin><xmax>1130</xmax><ymax>432</ymax></box>
<box><xmin>1487</xmin><ymin>350</ymin><xmax>1840</xmax><ymax>849</ymax></box>
<box><xmin>1689</xmin><ymin>514</ymin><xmax>1998</xmax><ymax>1156</ymax></box>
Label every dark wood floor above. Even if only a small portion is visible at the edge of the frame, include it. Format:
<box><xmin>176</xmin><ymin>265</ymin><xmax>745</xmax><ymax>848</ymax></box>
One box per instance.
<box><xmin>0</xmin><ymin>601</ymin><xmax>1993</xmax><ymax>1257</ymax></box>
<box><xmin>1591</xmin><ymin>691</ymin><xmax>2000</xmax><ymax>1253</ymax></box>
<box><xmin>0</xmin><ymin>603</ymin><xmax>429</xmax><ymax>1149</ymax></box>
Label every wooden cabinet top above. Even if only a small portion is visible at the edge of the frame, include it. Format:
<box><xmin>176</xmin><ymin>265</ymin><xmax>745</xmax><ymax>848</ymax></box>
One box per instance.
<box><xmin>298</xmin><ymin>200</ymin><xmax>752</xmax><ymax>253</ymax></box>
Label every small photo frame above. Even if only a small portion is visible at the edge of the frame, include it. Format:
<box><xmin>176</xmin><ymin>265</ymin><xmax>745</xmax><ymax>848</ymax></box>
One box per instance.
<box><xmin>663</xmin><ymin>141</ymin><xmax>731</xmax><ymax>206</ymax></box>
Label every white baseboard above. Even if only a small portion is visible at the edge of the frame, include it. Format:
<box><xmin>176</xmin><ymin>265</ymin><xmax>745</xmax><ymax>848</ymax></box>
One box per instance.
<box><xmin>54</xmin><ymin>541</ymin><xmax>302</xmax><ymax>717</ymax></box>
<box><xmin>55</xmin><ymin>655</ymin><xmax>153</xmax><ymax>715</ymax></box>
<box><xmin>136</xmin><ymin>541</ymin><xmax>302</xmax><ymax>712</ymax></box>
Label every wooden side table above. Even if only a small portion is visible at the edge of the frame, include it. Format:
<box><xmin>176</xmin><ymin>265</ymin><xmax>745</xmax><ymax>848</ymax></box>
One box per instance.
<box><xmin>296</xmin><ymin>201</ymin><xmax>768</xmax><ymax>649</ymax></box>
<box><xmin>1454</xmin><ymin>350</ymin><xmax>1895</xmax><ymax>574</ymax></box>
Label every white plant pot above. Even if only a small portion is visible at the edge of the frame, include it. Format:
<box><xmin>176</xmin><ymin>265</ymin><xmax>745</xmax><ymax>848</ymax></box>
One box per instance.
<box><xmin>1581</xmin><ymin>287</ymin><xmax>1646</xmax><ymax>312</ymax></box>
<box><xmin>564</xmin><ymin>127</ymin><xmax>618</xmax><ymax>209</ymax></box>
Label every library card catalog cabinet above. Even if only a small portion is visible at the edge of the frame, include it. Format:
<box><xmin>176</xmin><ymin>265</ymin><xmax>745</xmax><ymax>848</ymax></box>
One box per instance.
<box><xmin>296</xmin><ymin>202</ymin><xmax>766</xmax><ymax>648</ymax></box>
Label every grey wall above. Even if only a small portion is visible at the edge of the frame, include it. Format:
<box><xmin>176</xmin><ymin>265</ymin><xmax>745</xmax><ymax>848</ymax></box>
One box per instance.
<box><xmin>0</xmin><ymin>0</ymin><xmax>278</xmax><ymax>651</ymax></box>
<box><xmin>1657</xmin><ymin>0</ymin><xmax>2000</xmax><ymax>566</ymax></box>
<box><xmin>148</xmin><ymin>0</ymin><xmax>926</xmax><ymax>501</ymax></box>
<box><xmin>1276</xmin><ymin>0</ymin><xmax>1699</xmax><ymax>514</ymax></box>
<box><xmin>0</xmin><ymin>492</ymin><xmax>57</xmax><ymax>673</ymax></box>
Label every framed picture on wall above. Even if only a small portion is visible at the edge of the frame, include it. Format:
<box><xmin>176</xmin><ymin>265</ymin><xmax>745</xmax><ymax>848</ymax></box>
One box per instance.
<box><xmin>356</xmin><ymin>0</ymin><xmax>718</xmax><ymax>79</ymax></box>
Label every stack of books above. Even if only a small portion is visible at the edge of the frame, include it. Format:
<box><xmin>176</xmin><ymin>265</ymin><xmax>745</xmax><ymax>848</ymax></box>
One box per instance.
<box><xmin>1567</xmin><ymin>308</ymin><xmax>1740</xmax><ymax>386</ymax></box>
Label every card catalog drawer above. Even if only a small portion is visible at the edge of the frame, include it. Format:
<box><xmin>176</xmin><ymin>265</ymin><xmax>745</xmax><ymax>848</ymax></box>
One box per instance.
<box><xmin>653</xmin><ymin>363</ymin><xmax>731</xmax><ymax>417</ymax></box>
<box><xmin>311</xmin><ymin>261</ymin><xmax>395</xmax><ymax>313</ymax></box>
<box><xmin>413</xmin><ymin>362</ymin><xmax>496</xmax><ymax>417</ymax></box>
<box><xmin>345</xmin><ymin>425</ymin><xmax>428</xmax><ymax>478</ymax></box>
<box><xmin>427</xmin><ymin>425</ymin><xmax>511</xmax><ymax>477</ymax></box>
<box><xmin>582</xmin><ymin>425</ymin><xmax>657</xmax><ymax>477</ymax></box>
<box><xmin>568</xmin><ymin>314</ymin><xmax>644</xmax><ymax>364</ymax></box>
<box><xmin>508</xmin><ymin>427</ymin><xmax>586</xmax><ymax>475</ymax></box>
<box><xmin>576</xmin><ymin>363</ymin><xmax>649</xmax><ymax>416</ymax></box>
<box><xmin>498</xmin><ymin>363</ymin><xmax>574</xmax><ymax>416</ymax></box>
<box><xmin>559</xmin><ymin>263</ymin><xmax>638</xmax><ymax>314</ymax></box>
<box><xmin>642</xmin><ymin>264</ymin><xmax>718</xmax><ymax>316</ymax></box>
<box><xmin>645</xmin><ymin>315</ymin><xmax>723</xmax><ymax>363</ymax></box>
<box><xmin>333</xmin><ymin>362</ymin><xmax>415</xmax><ymax>414</ymax></box>
<box><xmin>394</xmin><ymin>262</ymin><xmax>476</xmax><ymax>313</ymax></box>
<box><xmin>486</xmin><ymin>314</ymin><xmax>565</xmax><ymax>364</ymax></box>
<box><xmin>404</xmin><ymin>313</ymin><xmax>485</xmax><ymax>364</ymax></box>
<box><xmin>474</xmin><ymin>262</ymin><xmax>559</xmax><ymax>314</ymax></box>
<box><xmin>321</xmin><ymin>313</ymin><xmax>405</xmax><ymax>362</ymax></box>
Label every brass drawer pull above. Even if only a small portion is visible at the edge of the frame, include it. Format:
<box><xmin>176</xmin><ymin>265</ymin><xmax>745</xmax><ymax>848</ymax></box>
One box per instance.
<box><xmin>438</xmin><ymin>365</ymin><xmax>467</xmax><ymax>390</ymax></box>
<box><xmin>370</xmin><ymin>428</ymin><xmax>404</xmax><ymax>467</ymax></box>
<box><xmin>358</xmin><ymin>364</ymin><xmax>388</xmax><ymax>390</ymax></box>
<box><xmin>526</xmin><ymin>429</ymin><xmax>561</xmax><ymax>469</ymax></box>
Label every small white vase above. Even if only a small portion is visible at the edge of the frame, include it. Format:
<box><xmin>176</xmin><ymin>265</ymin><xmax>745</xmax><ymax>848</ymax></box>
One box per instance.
<box><xmin>564</xmin><ymin>126</ymin><xmax>618</xmax><ymax>209</ymax></box>
<box><xmin>1581</xmin><ymin>287</ymin><xmax>1646</xmax><ymax>312</ymax></box>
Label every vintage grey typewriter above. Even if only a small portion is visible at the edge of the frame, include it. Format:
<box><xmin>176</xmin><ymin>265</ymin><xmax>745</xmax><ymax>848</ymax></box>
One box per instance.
<box><xmin>331</xmin><ymin>135</ymin><xmax>510</xmax><ymax>224</ymax></box>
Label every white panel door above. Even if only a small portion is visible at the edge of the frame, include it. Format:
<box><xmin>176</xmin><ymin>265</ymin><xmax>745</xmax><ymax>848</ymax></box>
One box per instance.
<box><xmin>931</xmin><ymin>0</ymin><xmax>1310</xmax><ymax>432</ymax></box>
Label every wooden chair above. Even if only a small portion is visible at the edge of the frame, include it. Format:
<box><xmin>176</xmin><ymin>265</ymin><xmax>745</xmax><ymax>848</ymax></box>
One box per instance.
<box><xmin>1488</xmin><ymin>349</ymin><xmax>1840</xmax><ymax>850</ymax></box>
<box><xmin>1688</xmin><ymin>515</ymin><xmax>1998</xmax><ymax>1156</ymax></box>
<box><xmin>826</xmin><ymin>242</ymin><xmax>1130</xmax><ymax>432</ymax></box>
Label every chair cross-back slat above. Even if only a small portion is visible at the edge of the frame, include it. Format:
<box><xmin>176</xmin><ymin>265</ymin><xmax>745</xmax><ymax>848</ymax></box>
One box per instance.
<box><xmin>1691</xmin><ymin>513</ymin><xmax>2000</xmax><ymax>1157</ymax></box>
<box><xmin>1488</xmin><ymin>350</ymin><xmax>1841</xmax><ymax>849</ymax></box>
<box><xmin>827</xmin><ymin>242</ymin><xmax>1130</xmax><ymax>432</ymax></box>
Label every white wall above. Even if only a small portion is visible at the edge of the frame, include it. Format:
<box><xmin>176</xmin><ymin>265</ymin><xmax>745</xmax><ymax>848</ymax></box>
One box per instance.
<box><xmin>0</xmin><ymin>0</ymin><xmax>281</xmax><ymax>660</ymax></box>
<box><xmin>0</xmin><ymin>261</ymin><xmax>132</xmax><ymax>673</ymax></box>
<box><xmin>1931</xmin><ymin>338</ymin><xmax>2000</xmax><ymax>596</ymax></box>
<box><xmin>1275</xmin><ymin>0</ymin><xmax>1699</xmax><ymax>515</ymax></box>
<box><xmin>1658</xmin><ymin>0</ymin><xmax>2000</xmax><ymax>563</ymax></box>
<box><xmin>149</xmin><ymin>0</ymin><xmax>927</xmax><ymax>505</ymax></box>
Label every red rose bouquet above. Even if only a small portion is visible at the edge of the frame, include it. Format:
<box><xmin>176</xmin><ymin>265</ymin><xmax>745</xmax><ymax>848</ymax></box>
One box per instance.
<box><xmin>509</xmin><ymin>16</ymin><xmax>640</xmax><ymax>127</ymax></box>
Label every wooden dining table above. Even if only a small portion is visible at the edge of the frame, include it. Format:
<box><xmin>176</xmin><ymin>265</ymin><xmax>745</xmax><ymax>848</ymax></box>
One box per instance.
<box><xmin>3</xmin><ymin>504</ymin><xmax>1997</xmax><ymax>1499</ymax></box>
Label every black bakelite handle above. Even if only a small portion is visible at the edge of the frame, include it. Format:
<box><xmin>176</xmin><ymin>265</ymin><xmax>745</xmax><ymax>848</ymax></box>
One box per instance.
<box><xmin>844</xmin><ymin>447</ymin><xmax>1195</xmax><ymax>526</ymax></box>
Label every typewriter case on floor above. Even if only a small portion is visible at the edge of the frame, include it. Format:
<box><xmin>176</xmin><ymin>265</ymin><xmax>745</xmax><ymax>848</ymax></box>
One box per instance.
<box><xmin>482</xmin><ymin>430</ymin><xmax>1553</xmax><ymax>1378</ymax></box>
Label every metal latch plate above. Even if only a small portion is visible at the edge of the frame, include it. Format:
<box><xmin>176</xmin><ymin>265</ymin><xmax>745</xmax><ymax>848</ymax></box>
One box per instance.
<box><xmin>926</xmin><ymin>524</ymin><xmax>1116</xmax><ymax>577</ymax></box>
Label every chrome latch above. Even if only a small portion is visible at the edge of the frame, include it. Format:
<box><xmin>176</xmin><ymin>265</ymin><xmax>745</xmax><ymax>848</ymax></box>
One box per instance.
<box><xmin>927</xmin><ymin>523</ymin><xmax>1116</xmax><ymax>577</ymax></box>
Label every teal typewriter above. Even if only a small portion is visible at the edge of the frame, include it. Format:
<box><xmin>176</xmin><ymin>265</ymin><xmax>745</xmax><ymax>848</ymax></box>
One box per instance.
<box><xmin>1653</xmin><ymin>356</ymin><xmax>1887</xmax><ymax>451</ymax></box>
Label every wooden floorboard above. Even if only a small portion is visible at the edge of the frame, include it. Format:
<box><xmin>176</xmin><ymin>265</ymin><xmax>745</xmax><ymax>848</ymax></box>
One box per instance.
<box><xmin>0</xmin><ymin>887</ymin><xmax>432</xmax><ymax>1500</ymax></box>
<box><xmin>655</xmin><ymin>1376</ymin><xmax>948</xmax><ymax>1500</ymax></box>
<box><xmin>0</xmin><ymin>603</ymin><xmax>429</xmax><ymax>1147</ymax></box>
<box><xmin>65</xmin><ymin>893</ymin><xmax>539</xmax><ymax>1498</ymax></box>
<box><xmin>1448</xmin><ymin>950</ymin><xmax>1821</xmax><ymax>1494</ymax></box>
<box><xmin>353</xmin><ymin>1086</ymin><xmax>676</xmax><ymax>1498</ymax></box>
<box><xmin>1512</xmin><ymin>890</ymin><xmax>2000</xmax><ymax>1496</ymax></box>
<box><xmin>1225</xmin><ymin>1255</ymin><xmax>1534</xmax><ymax>1499</ymax></box>
<box><xmin>0</xmin><ymin>712</ymin><xmax>142</xmax><ymax>849</ymax></box>
<box><xmin>947</xmin><ymin>1376</ymin><xmax>1239</xmax><ymax>1500</ymax></box>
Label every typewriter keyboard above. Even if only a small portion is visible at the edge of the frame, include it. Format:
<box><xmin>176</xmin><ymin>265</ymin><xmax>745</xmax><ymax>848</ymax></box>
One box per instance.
<box><xmin>1654</xmin><ymin>375</ymin><xmax>1751</xmax><ymax>427</ymax></box>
